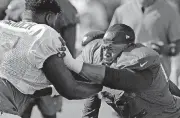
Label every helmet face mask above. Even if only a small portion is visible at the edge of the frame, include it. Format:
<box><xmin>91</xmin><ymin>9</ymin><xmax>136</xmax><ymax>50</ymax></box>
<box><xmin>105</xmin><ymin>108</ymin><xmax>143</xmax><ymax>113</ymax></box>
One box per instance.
<box><xmin>101</xmin><ymin>24</ymin><xmax>135</xmax><ymax>64</ymax></box>
<box><xmin>102</xmin><ymin>43</ymin><xmax>127</xmax><ymax>65</ymax></box>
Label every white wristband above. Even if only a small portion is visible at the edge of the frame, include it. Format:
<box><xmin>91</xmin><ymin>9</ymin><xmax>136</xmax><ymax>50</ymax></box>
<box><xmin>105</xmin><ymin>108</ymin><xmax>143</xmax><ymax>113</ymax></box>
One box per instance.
<box><xmin>68</xmin><ymin>59</ymin><xmax>83</xmax><ymax>74</ymax></box>
<box><xmin>63</xmin><ymin>46</ymin><xmax>83</xmax><ymax>73</ymax></box>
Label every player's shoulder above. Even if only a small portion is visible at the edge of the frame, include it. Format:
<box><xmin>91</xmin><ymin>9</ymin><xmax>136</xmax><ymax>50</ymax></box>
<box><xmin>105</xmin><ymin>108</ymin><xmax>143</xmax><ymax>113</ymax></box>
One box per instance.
<box><xmin>29</xmin><ymin>24</ymin><xmax>59</xmax><ymax>36</ymax></box>
<box><xmin>28</xmin><ymin>23</ymin><xmax>60</xmax><ymax>38</ymax></box>
<box><xmin>83</xmin><ymin>39</ymin><xmax>103</xmax><ymax>53</ymax></box>
<box><xmin>118</xmin><ymin>43</ymin><xmax>160</xmax><ymax>70</ymax></box>
<box><xmin>0</xmin><ymin>20</ymin><xmax>59</xmax><ymax>37</ymax></box>
<box><xmin>28</xmin><ymin>24</ymin><xmax>63</xmax><ymax>51</ymax></box>
<box><xmin>0</xmin><ymin>20</ymin><xmax>37</xmax><ymax>34</ymax></box>
<box><xmin>81</xmin><ymin>39</ymin><xmax>103</xmax><ymax>63</ymax></box>
<box><xmin>130</xmin><ymin>43</ymin><xmax>160</xmax><ymax>58</ymax></box>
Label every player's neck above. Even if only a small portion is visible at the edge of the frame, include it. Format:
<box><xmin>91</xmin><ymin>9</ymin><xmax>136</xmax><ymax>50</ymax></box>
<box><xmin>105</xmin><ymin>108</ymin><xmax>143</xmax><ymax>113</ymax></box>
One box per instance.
<box><xmin>22</xmin><ymin>10</ymin><xmax>35</xmax><ymax>22</ymax></box>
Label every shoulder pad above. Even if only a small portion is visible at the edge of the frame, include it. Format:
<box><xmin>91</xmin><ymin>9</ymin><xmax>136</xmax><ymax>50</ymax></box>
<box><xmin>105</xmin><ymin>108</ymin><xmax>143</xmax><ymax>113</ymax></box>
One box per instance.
<box><xmin>81</xmin><ymin>39</ymin><xmax>103</xmax><ymax>64</ymax></box>
<box><xmin>82</xmin><ymin>30</ymin><xmax>105</xmax><ymax>46</ymax></box>
<box><xmin>28</xmin><ymin>24</ymin><xmax>61</xmax><ymax>38</ymax></box>
<box><xmin>117</xmin><ymin>44</ymin><xmax>160</xmax><ymax>70</ymax></box>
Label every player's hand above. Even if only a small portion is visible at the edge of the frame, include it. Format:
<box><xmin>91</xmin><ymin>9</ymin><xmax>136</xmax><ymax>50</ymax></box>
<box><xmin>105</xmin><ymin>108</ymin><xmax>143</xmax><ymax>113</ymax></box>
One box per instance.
<box><xmin>99</xmin><ymin>91</ymin><xmax>125</xmax><ymax>117</ymax></box>
<box><xmin>99</xmin><ymin>91</ymin><xmax>115</xmax><ymax>104</ymax></box>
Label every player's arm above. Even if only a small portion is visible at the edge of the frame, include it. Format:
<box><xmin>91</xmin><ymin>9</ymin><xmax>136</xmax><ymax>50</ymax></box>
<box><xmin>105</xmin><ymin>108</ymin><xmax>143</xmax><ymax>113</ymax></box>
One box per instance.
<box><xmin>64</xmin><ymin>53</ymin><xmax>153</xmax><ymax>91</ymax></box>
<box><xmin>42</xmin><ymin>55</ymin><xmax>102</xmax><ymax>100</ymax></box>
<box><xmin>63</xmin><ymin>47</ymin><xmax>153</xmax><ymax>92</ymax></box>
<box><xmin>79</xmin><ymin>63</ymin><xmax>153</xmax><ymax>91</ymax></box>
<box><xmin>27</xmin><ymin>27</ymin><xmax>102</xmax><ymax>100</ymax></box>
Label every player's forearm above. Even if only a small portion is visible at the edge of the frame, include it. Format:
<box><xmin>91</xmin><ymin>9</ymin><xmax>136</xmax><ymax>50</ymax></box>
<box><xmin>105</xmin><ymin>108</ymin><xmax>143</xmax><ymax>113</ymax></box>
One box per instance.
<box><xmin>64</xmin><ymin>80</ymin><xmax>102</xmax><ymax>100</ymax></box>
<box><xmin>79</xmin><ymin>63</ymin><xmax>106</xmax><ymax>84</ymax></box>
<box><xmin>64</xmin><ymin>50</ymin><xmax>152</xmax><ymax>91</ymax></box>
<box><xmin>103</xmin><ymin>67</ymin><xmax>153</xmax><ymax>91</ymax></box>
<box><xmin>79</xmin><ymin>63</ymin><xmax>152</xmax><ymax>91</ymax></box>
<box><xmin>43</xmin><ymin>55</ymin><xmax>102</xmax><ymax>100</ymax></box>
<box><xmin>65</xmin><ymin>71</ymin><xmax>103</xmax><ymax>100</ymax></box>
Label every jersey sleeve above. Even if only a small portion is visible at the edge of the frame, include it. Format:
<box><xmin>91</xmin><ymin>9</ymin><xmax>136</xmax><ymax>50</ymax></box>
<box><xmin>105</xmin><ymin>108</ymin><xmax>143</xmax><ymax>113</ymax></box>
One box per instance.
<box><xmin>27</xmin><ymin>25</ymin><xmax>63</xmax><ymax>69</ymax></box>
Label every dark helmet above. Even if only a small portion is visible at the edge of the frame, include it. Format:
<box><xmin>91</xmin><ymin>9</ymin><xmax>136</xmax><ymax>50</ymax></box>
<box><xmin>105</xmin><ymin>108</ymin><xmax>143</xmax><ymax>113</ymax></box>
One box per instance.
<box><xmin>103</xmin><ymin>24</ymin><xmax>135</xmax><ymax>44</ymax></box>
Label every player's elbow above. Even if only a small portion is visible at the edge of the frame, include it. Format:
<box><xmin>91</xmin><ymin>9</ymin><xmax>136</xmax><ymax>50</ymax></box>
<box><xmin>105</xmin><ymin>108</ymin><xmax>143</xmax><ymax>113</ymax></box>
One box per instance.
<box><xmin>59</xmin><ymin>86</ymin><xmax>84</xmax><ymax>100</ymax></box>
<box><xmin>61</xmin><ymin>92</ymin><xmax>76</xmax><ymax>100</ymax></box>
<box><xmin>57</xmin><ymin>89</ymin><xmax>76</xmax><ymax>100</ymax></box>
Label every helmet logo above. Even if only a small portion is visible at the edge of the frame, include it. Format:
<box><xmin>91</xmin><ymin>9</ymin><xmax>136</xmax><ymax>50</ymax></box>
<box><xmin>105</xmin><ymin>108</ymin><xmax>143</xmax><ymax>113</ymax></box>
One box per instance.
<box><xmin>126</xmin><ymin>35</ymin><xmax>130</xmax><ymax>39</ymax></box>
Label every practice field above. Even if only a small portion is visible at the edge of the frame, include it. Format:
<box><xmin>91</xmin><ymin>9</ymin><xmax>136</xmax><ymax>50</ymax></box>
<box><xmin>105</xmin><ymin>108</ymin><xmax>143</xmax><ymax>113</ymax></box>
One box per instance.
<box><xmin>0</xmin><ymin>99</ymin><xmax>118</xmax><ymax>118</ymax></box>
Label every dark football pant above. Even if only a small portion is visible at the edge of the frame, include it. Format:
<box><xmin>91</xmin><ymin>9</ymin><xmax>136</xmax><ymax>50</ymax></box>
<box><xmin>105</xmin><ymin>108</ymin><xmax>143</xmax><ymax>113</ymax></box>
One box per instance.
<box><xmin>82</xmin><ymin>95</ymin><xmax>101</xmax><ymax>118</ymax></box>
<box><xmin>21</xmin><ymin>95</ymin><xmax>63</xmax><ymax>118</ymax></box>
<box><xmin>0</xmin><ymin>78</ymin><xmax>34</xmax><ymax>116</ymax></box>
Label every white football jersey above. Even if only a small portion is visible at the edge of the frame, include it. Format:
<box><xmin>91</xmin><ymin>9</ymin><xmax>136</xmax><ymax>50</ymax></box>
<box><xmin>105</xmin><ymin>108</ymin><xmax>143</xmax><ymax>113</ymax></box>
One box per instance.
<box><xmin>0</xmin><ymin>20</ymin><xmax>63</xmax><ymax>94</ymax></box>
